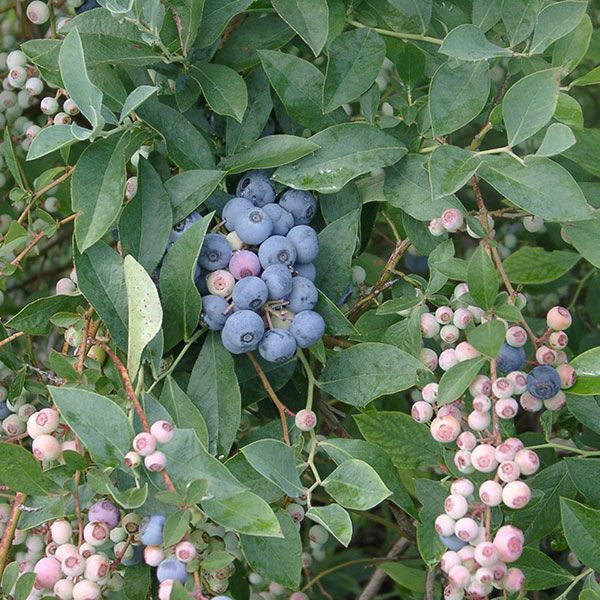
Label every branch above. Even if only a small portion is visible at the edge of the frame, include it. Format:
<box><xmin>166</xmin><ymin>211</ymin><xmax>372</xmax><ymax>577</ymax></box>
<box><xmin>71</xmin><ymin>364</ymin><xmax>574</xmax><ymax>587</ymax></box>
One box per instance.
<box><xmin>425</xmin><ymin>567</ymin><xmax>436</xmax><ymax>600</ymax></box>
<box><xmin>0</xmin><ymin>331</ymin><xmax>25</xmax><ymax>349</ymax></box>
<box><xmin>358</xmin><ymin>537</ymin><xmax>409</xmax><ymax>600</ymax></box>
<box><xmin>0</xmin><ymin>492</ymin><xmax>26</xmax><ymax>580</ymax></box>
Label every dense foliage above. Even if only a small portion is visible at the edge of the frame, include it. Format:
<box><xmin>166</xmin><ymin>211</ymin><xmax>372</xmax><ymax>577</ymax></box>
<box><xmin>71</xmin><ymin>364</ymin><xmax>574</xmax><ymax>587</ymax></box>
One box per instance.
<box><xmin>3</xmin><ymin>0</ymin><xmax>600</xmax><ymax>598</ymax></box>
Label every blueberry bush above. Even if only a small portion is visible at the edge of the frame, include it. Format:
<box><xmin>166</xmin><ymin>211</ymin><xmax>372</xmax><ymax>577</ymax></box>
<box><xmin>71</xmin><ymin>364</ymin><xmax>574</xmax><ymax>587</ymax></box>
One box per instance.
<box><xmin>2</xmin><ymin>0</ymin><xmax>600</xmax><ymax>599</ymax></box>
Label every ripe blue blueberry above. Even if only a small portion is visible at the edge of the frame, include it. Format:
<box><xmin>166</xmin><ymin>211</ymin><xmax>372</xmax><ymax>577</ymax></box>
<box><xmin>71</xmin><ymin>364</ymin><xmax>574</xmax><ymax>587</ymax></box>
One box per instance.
<box><xmin>198</xmin><ymin>233</ymin><xmax>232</xmax><ymax>271</ymax></box>
<box><xmin>236</xmin><ymin>170</ymin><xmax>276</xmax><ymax>207</ymax></box>
<box><xmin>139</xmin><ymin>513</ymin><xmax>166</xmax><ymax>546</ymax></box>
<box><xmin>194</xmin><ymin>264</ymin><xmax>209</xmax><ymax>295</ymax></box>
<box><xmin>294</xmin><ymin>262</ymin><xmax>316</xmax><ymax>281</ymax></box>
<box><xmin>201</xmin><ymin>295</ymin><xmax>230</xmax><ymax>330</ymax></box>
<box><xmin>279</xmin><ymin>190</ymin><xmax>317</xmax><ymax>225</ymax></box>
<box><xmin>262</xmin><ymin>203</ymin><xmax>294</xmax><ymax>236</ymax></box>
<box><xmin>221</xmin><ymin>310</ymin><xmax>265</xmax><ymax>354</ymax></box>
<box><xmin>287</xmin><ymin>225</ymin><xmax>319</xmax><ymax>264</ymax></box>
<box><xmin>0</xmin><ymin>401</ymin><xmax>11</xmax><ymax>419</ymax></box>
<box><xmin>404</xmin><ymin>252</ymin><xmax>429</xmax><ymax>273</ymax></box>
<box><xmin>235</xmin><ymin>207</ymin><xmax>274</xmax><ymax>245</ymax></box>
<box><xmin>88</xmin><ymin>500</ymin><xmax>120</xmax><ymax>528</ymax></box>
<box><xmin>75</xmin><ymin>0</ymin><xmax>99</xmax><ymax>12</ymax></box>
<box><xmin>156</xmin><ymin>557</ymin><xmax>187</xmax><ymax>584</ymax></box>
<box><xmin>526</xmin><ymin>365</ymin><xmax>561</xmax><ymax>400</ymax></box>
<box><xmin>261</xmin><ymin>116</ymin><xmax>275</xmax><ymax>137</ymax></box>
<box><xmin>438</xmin><ymin>534</ymin><xmax>467</xmax><ymax>551</ymax></box>
<box><xmin>222</xmin><ymin>197</ymin><xmax>253</xmax><ymax>231</ymax></box>
<box><xmin>259</xmin><ymin>329</ymin><xmax>297</xmax><ymax>363</ymax></box>
<box><xmin>121</xmin><ymin>543</ymin><xmax>144</xmax><ymax>566</ymax></box>
<box><xmin>169</xmin><ymin>211</ymin><xmax>202</xmax><ymax>245</ymax></box>
<box><xmin>496</xmin><ymin>342</ymin><xmax>526</xmax><ymax>373</ymax></box>
<box><xmin>258</xmin><ymin>235</ymin><xmax>297</xmax><ymax>268</ymax></box>
<box><xmin>232</xmin><ymin>276</ymin><xmax>269</xmax><ymax>310</ymax></box>
<box><xmin>261</xmin><ymin>264</ymin><xmax>293</xmax><ymax>300</ymax></box>
<box><xmin>287</xmin><ymin>277</ymin><xmax>318</xmax><ymax>313</ymax></box>
<box><xmin>289</xmin><ymin>310</ymin><xmax>325</xmax><ymax>348</ymax></box>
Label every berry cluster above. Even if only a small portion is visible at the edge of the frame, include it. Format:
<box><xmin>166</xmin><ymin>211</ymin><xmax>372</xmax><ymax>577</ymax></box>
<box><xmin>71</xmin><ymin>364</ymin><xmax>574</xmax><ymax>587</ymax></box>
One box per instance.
<box><xmin>126</xmin><ymin>420</ymin><xmax>174</xmax><ymax>472</ymax></box>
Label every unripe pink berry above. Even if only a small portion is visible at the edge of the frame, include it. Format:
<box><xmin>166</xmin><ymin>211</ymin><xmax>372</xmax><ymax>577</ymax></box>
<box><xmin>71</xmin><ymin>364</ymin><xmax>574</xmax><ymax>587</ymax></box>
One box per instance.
<box><xmin>494</xmin><ymin>442</ymin><xmax>516</xmax><ymax>463</ymax></box>
<box><xmin>506</xmin><ymin>370</ymin><xmax>527</xmax><ymax>394</ymax></box>
<box><xmin>125</xmin><ymin>176</ymin><xmax>137</xmax><ymax>200</ymax></box>
<box><xmin>441</xmin><ymin>209</ymin><xmax>464</xmax><ymax>232</ymax></box>
<box><xmin>452</xmin><ymin>308</ymin><xmax>472</xmax><ymax>330</ymax></box>
<box><xmin>229</xmin><ymin>250</ymin><xmax>261</xmax><ymax>280</ymax></box>
<box><xmin>457</xmin><ymin>431</ymin><xmax>477</xmax><ymax>451</ymax></box>
<box><xmin>454</xmin><ymin>283</ymin><xmax>469</xmax><ymax>299</ymax></box>
<box><xmin>83</xmin><ymin>522</ymin><xmax>109</xmax><ymax>547</ymax></box>
<box><xmin>34</xmin><ymin>557</ymin><xmax>61</xmax><ymax>589</ymax></box>
<box><xmin>504</xmin><ymin>567</ymin><xmax>525</xmax><ymax>592</ymax></box>
<box><xmin>63</xmin><ymin>99</ymin><xmax>79</xmax><ymax>116</ymax></box>
<box><xmin>435</xmin><ymin>514</ymin><xmax>456</xmax><ymax>536</ymax></box>
<box><xmin>55</xmin><ymin>277</ymin><xmax>77</xmax><ymax>295</ymax></box>
<box><xmin>455</xmin><ymin>341</ymin><xmax>480</xmax><ymax>361</ymax></box>
<box><xmin>124</xmin><ymin>451</ymin><xmax>141</xmax><ymax>468</ymax></box>
<box><xmin>448</xmin><ymin>564</ymin><xmax>470</xmax><ymax>589</ymax></box>
<box><xmin>158</xmin><ymin>580</ymin><xmax>174</xmax><ymax>600</ymax></box>
<box><xmin>467</xmin><ymin>410</ymin><xmax>491</xmax><ymax>432</ymax></box>
<box><xmin>54</xmin><ymin>579</ymin><xmax>74</xmax><ymax>600</ymax></box>
<box><xmin>430</xmin><ymin>415</ymin><xmax>461</xmax><ymax>443</ymax></box>
<box><xmin>26</xmin><ymin>0</ymin><xmax>50</xmax><ymax>24</ymax></box>
<box><xmin>548</xmin><ymin>331</ymin><xmax>568</xmax><ymax>350</ymax></box>
<box><xmin>150</xmin><ymin>420</ymin><xmax>174</xmax><ymax>444</ymax></box>
<box><xmin>144</xmin><ymin>450</ymin><xmax>167</xmax><ymax>472</ymax></box>
<box><xmin>520</xmin><ymin>391</ymin><xmax>543</xmax><ymax>412</ymax></box>
<box><xmin>440</xmin><ymin>550</ymin><xmax>461</xmax><ymax>573</ymax></box>
<box><xmin>468</xmin><ymin>305</ymin><xmax>485</xmax><ymax>323</ymax></box>
<box><xmin>450</xmin><ymin>478</ymin><xmax>474</xmax><ymax>497</ymax></box>
<box><xmin>494</xmin><ymin>525</ymin><xmax>524</xmax><ymax>562</ymax></box>
<box><xmin>472</xmin><ymin>394</ymin><xmax>491</xmax><ymax>412</ymax></box>
<box><xmin>443</xmin><ymin>585</ymin><xmax>464</xmax><ymax>600</ymax></box>
<box><xmin>289</xmin><ymin>594</ymin><xmax>309</xmax><ymax>600</ymax></box>
<box><xmin>440</xmin><ymin>324</ymin><xmax>460</xmax><ymax>343</ymax></box>
<box><xmin>471</xmin><ymin>444</ymin><xmax>498</xmax><ymax>473</ymax></box>
<box><xmin>32</xmin><ymin>434</ymin><xmax>61</xmax><ymax>461</ymax></box>
<box><xmin>53</xmin><ymin>112</ymin><xmax>72</xmax><ymax>125</ymax></box>
<box><xmin>495</xmin><ymin>398</ymin><xmax>518</xmax><ymax>419</ymax></box>
<box><xmin>62</xmin><ymin>440</ymin><xmax>78</xmax><ymax>454</ymax></box>
<box><xmin>467</xmin><ymin>580</ymin><xmax>492</xmax><ymax>598</ymax></box>
<box><xmin>55</xmin><ymin>544</ymin><xmax>78</xmax><ymax>563</ymax></box>
<box><xmin>556</xmin><ymin>363</ymin><xmax>576</xmax><ymax>389</ymax></box>
<box><xmin>497</xmin><ymin>460</ymin><xmax>520</xmax><ymax>483</ymax></box>
<box><xmin>422</xmin><ymin>382</ymin><xmax>438</xmax><ymax>404</ymax></box>
<box><xmin>514</xmin><ymin>449</ymin><xmax>539</xmax><ymax>476</ymax></box>
<box><xmin>454</xmin><ymin>450</ymin><xmax>474</xmax><ymax>474</ymax></box>
<box><xmin>428</xmin><ymin>218</ymin><xmax>445</xmax><ymax>236</ymax></box>
<box><xmin>491</xmin><ymin>561</ymin><xmax>508</xmax><ymax>582</ymax></box>
<box><xmin>547</xmin><ymin>306</ymin><xmax>571</xmax><ymax>330</ymax></box>
<box><xmin>535</xmin><ymin>345</ymin><xmax>556</xmax><ymax>365</ymax></box>
<box><xmin>492</xmin><ymin>377</ymin><xmax>514</xmax><ymax>398</ymax></box>
<box><xmin>505</xmin><ymin>437</ymin><xmax>524</xmax><ymax>453</ymax></box>
<box><xmin>295</xmin><ymin>409</ymin><xmax>317</xmax><ymax>431</ymax></box>
<box><xmin>84</xmin><ymin>554</ymin><xmax>109</xmax><ymax>582</ymax></box>
<box><xmin>454</xmin><ymin>517</ymin><xmax>478</xmax><ymax>541</ymax></box>
<box><xmin>72</xmin><ymin>580</ymin><xmax>101</xmax><ymax>600</ymax></box>
<box><xmin>457</xmin><ymin>544</ymin><xmax>475</xmax><ymax>566</ymax></box>
<box><xmin>411</xmin><ymin>401</ymin><xmax>433</xmax><ymax>423</ymax></box>
<box><xmin>206</xmin><ymin>269</ymin><xmax>235</xmax><ymax>296</ymax></box>
<box><xmin>143</xmin><ymin>545</ymin><xmax>164</xmax><ymax>567</ymax></box>
<box><xmin>435</xmin><ymin>306</ymin><xmax>454</xmax><ymax>324</ymax></box>
<box><xmin>469</xmin><ymin>375</ymin><xmax>492</xmax><ymax>396</ymax></box>
<box><xmin>439</xmin><ymin>348</ymin><xmax>458</xmax><ymax>371</ymax></box>
<box><xmin>544</xmin><ymin>390</ymin><xmax>566</xmax><ymax>411</ymax></box>
<box><xmin>27</xmin><ymin>408</ymin><xmax>60</xmax><ymax>438</ymax></box>
<box><xmin>474</xmin><ymin>542</ymin><xmax>499</xmax><ymax>567</ymax></box>
<box><xmin>479</xmin><ymin>480</ymin><xmax>503</xmax><ymax>507</ymax></box>
<box><xmin>444</xmin><ymin>494</ymin><xmax>468</xmax><ymax>519</ymax></box>
<box><xmin>132</xmin><ymin>432</ymin><xmax>157</xmax><ymax>457</ymax></box>
<box><xmin>438</xmin><ymin>404</ymin><xmax>461</xmax><ymax>420</ymax></box>
<box><xmin>420</xmin><ymin>312</ymin><xmax>440</xmax><ymax>338</ymax></box>
<box><xmin>505</xmin><ymin>326</ymin><xmax>527</xmax><ymax>347</ymax></box>
<box><xmin>50</xmin><ymin>521</ymin><xmax>72</xmax><ymax>545</ymax></box>
<box><xmin>420</xmin><ymin>347</ymin><xmax>438</xmax><ymax>371</ymax></box>
<box><xmin>175</xmin><ymin>541</ymin><xmax>196</xmax><ymax>563</ymax></box>
<box><xmin>502</xmin><ymin>480</ymin><xmax>531</xmax><ymax>509</ymax></box>
<box><xmin>475</xmin><ymin>567</ymin><xmax>493</xmax><ymax>585</ymax></box>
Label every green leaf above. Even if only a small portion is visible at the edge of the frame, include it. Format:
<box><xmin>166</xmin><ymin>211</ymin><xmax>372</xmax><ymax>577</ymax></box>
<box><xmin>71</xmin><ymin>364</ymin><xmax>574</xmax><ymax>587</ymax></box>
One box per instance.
<box><xmin>219</xmin><ymin>135</ymin><xmax>319</xmax><ymax>174</ymax></box>
<box><xmin>467</xmin><ymin>246</ymin><xmax>498</xmax><ymax>310</ymax></box>
<box><xmin>26</xmin><ymin>125</ymin><xmax>78</xmax><ymax>161</ymax></box>
<box><xmin>123</xmin><ymin>564</ymin><xmax>151</xmax><ymax>600</ymax></box>
<box><xmin>569</xmin><ymin>349</ymin><xmax>600</xmax><ymax>395</ymax></box>
<box><xmin>119</xmin><ymin>159</ymin><xmax>172</xmax><ymax>275</ymax></box>
<box><xmin>49</xmin><ymin>386</ymin><xmax>134</xmax><ymax>467</ymax></box>
<box><xmin>164</xmin><ymin>170</ymin><xmax>224</xmax><ymax>224</ymax></box>
<box><xmin>167</xmin><ymin>0</ymin><xmax>204</xmax><ymax>53</ymax></box>
<box><xmin>502</xmin><ymin>247</ymin><xmax>580</xmax><ymax>284</ymax></box>
<box><xmin>552</xmin><ymin>14</ymin><xmax>592</xmax><ymax>76</ymax></box>
<box><xmin>58</xmin><ymin>29</ymin><xmax>104</xmax><ymax>131</ymax></box>
<box><xmin>555</xmin><ymin>92</ymin><xmax>584</xmax><ymax>128</ymax></box>
<box><xmin>354</xmin><ymin>411</ymin><xmax>442</xmax><ymax>469</ymax></box>
<box><xmin>240</xmin><ymin>509</ymin><xmax>301</xmax><ymax>588</ymax></box>
<box><xmin>514</xmin><ymin>547</ymin><xmax>573</xmax><ymax>590</ymax></box>
<box><xmin>429</xmin><ymin>61</ymin><xmax>490</xmax><ymax>137</ymax></box>
<box><xmin>201</xmin><ymin>550</ymin><xmax>235</xmax><ymax>572</ymax></box>
<box><xmin>437</xmin><ymin>357</ymin><xmax>487</xmax><ymax>405</ymax></box>
<box><xmin>7</xmin><ymin>294</ymin><xmax>82</xmax><ymax>335</ymax></box>
<box><xmin>467</xmin><ymin>320</ymin><xmax>506</xmax><ymax>358</ymax></box>
<box><xmin>414</xmin><ymin>478</ymin><xmax>448</xmax><ymax>566</ymax></box>
<box><xmin>188</xmin><ymin>331</ymin><xmax>242</xmax><ymax>454</ymax></box>
<box><xmin>572</xmin><ymin>65</ymin><xmax>600</xmax><ymax>87</ymax></box>
<box><xmin>257</xmin><ymin>49</ymin><xmax>347</xmax><ymax>130</ymax></box>
<box><xmin>196</xmin><ymin>0</ymin><xmax>254</xmax><ymax>48</ymax></box>
<box><xmin>379</xmin><ymin>563</ymin><xmax>426</xmax><ymax>593</ymax></box>
<box><xmin>502</xmin><ymin>0</ymin><xmax>543</xmax><ymax>46</ymax></box>
<box><xmin>429</xmin><ymin>145</ymin><xmax>480</xmax><ymax>200</ymax></box>
<box><xmin>272</xmin><ymin>0</ymin><xmax>328</xmax><ymax>56</ymax></box>
<box><xmin>530</xmin><ymin>0</ymin><xmax>588</xmax><ymax>54</ymax></box>
<box><xmin>1</xmin><ymin>562</ymin><xmax>19</xmax><ymax>596</ymax></box>
<box><xmin>356</xmin><ymin>0</ymin><xmax>432</xmax><ymax>35</ymax></box>
<box><xmin>74</xmin><ymin>242</ymin><xmax>128</xmax><ymax>350</ymax></box>
<box><xmin>3</xmin><ymin>128</ymin><xmax>26</xmax><ymax>189</ymax></box>
<box><xmin>14</xmin><ymin>573</ymin><xmax>36</xmax><ymax>600</ymax></box>
<box><xmin>191</xmin><ymin>63</ymin><xmax>248</xmax><ymax>123</ymax></box>
<box><xmin>0</xmin><ymin>443</ymin><xmax>62</xmax><ymax>495</ymax></box>
<box><xmin>566</xmin><ymin>458</ymin><xmax>600</xmax><ymax>507</ymax></box>
<box><xmin>273</xmin><ymin>123</ymin><xmax>406</xmax><ymax>193</ymax></box>
<box><xmin>306</xmin><ymin>504</ymin><xmax>352</xmax><ymax>547</ymax></box>
<box><xmin>241</xmin><ymin>439</ymin><xmax>303</xmax><ymax>497</ymax></box>
<box><xmin>535</xmin><ymin>123</ymin><xmax>576</xmax><ymax>157</ymax></box>
<box><xmin>563</xmin><ymin>217</ymin><xmax>600</xmax><ymax>269</ymax></box>
<box><xmin>560</xmin><ymin>498</ymin><xmax>600</xmax><ymax>572</ymax></box>
<box><xmin>160</xmin><ymin>215</ymin><xmax>211</xmax><ymax>349</ymax></box>
<box><xmin>439</xmin><ymin>24</ymin><xmax>512</xmax><ymax>61</ymax></box>
<box><xmin>124</xmin><ymin>255</ymin><xmax>162</xmax><ymax>376</ymax></box>
<box><xmin>479</xmin><ymin>155</ymin><xmax>592</xmax><ymax>221</ymax></box>
<box><xmin>163</xmin><ymin>509</ymin><xmax>191</xmax><ymax>547</ymax></box>
<box><xmin>106</xmin><ymin>481</ymin><xmax>148</xmax><ymax>509</ymax></box>
<box><xmin>318</xmin><ymin>342</ymin><xmax>426</xmax><ymax>407</ymax></box>
<box><xmin>322</xmin><ymin>29</ymin><xmax>386</xmax><ymax>113</ymax></box>
<box><xmin>503</xmin><ymin>68</ymin><xmax>560</xmax><ymax>147</ymax></box>
<box><xmin>316</xmin><ymin>291</ymin><xmax>358</xmax><ymax>336</ymax></box>
<box><xmin>159</xmin><ymin>376</ymin><xmax>209</xmax><ymax>449</ymax></box>
<box><xmin>322</xmin><ymin>458</ymin><xmax>391</xmax><ymax>510</ymax></box>
<box><xmin>472</xmin><ymin>0</ymin><xmax>502</xmax><ymax>31</ymax></box>
<box><xmin>119</xmin><ymin>85</ymin><xmax>158</xmax><ymax>122</ymax></box>
<box><xmin>314</xmin><ymin>209</ymin><xmax>359</xmax><ymax>302</ymax></box>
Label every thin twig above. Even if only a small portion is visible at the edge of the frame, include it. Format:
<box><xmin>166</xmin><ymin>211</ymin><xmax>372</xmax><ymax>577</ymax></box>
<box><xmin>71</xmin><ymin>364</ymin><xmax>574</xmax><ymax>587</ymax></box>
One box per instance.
<box><xmin>425</xmin><ymin>568</ymin><xmax>436</xmax><ymax>600</ymax></box>
<box><xmin>17</xmin><ymin>168</ymin><xmax>74</xmax><ymax>224</ymax></box>
<box><xmin>358</xmin><ymin>537</ymin><xmax>409</xmax><ymax>600</ymax></box>
<box><xmin>0</xmin><ymin>330</ymin><xmax>25</xmax><ymax>349</ymax></box>
<box><xmin>0</xmin><ymin>492</ymin><xmax>26</xmax><ymax>580</ymax></box>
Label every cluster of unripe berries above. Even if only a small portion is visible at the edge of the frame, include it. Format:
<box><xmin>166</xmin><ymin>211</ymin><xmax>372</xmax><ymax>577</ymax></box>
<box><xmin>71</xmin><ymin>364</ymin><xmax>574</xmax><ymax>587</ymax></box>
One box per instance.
<box><xmin>125</xmin><ymin>420</ymin><xmax>174</xmax><ymax>473</ymax></box>
<box><xmin>154</xmin><ymin>170</ymin><xmax>326</xmax><ymax>363</ymax></box>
